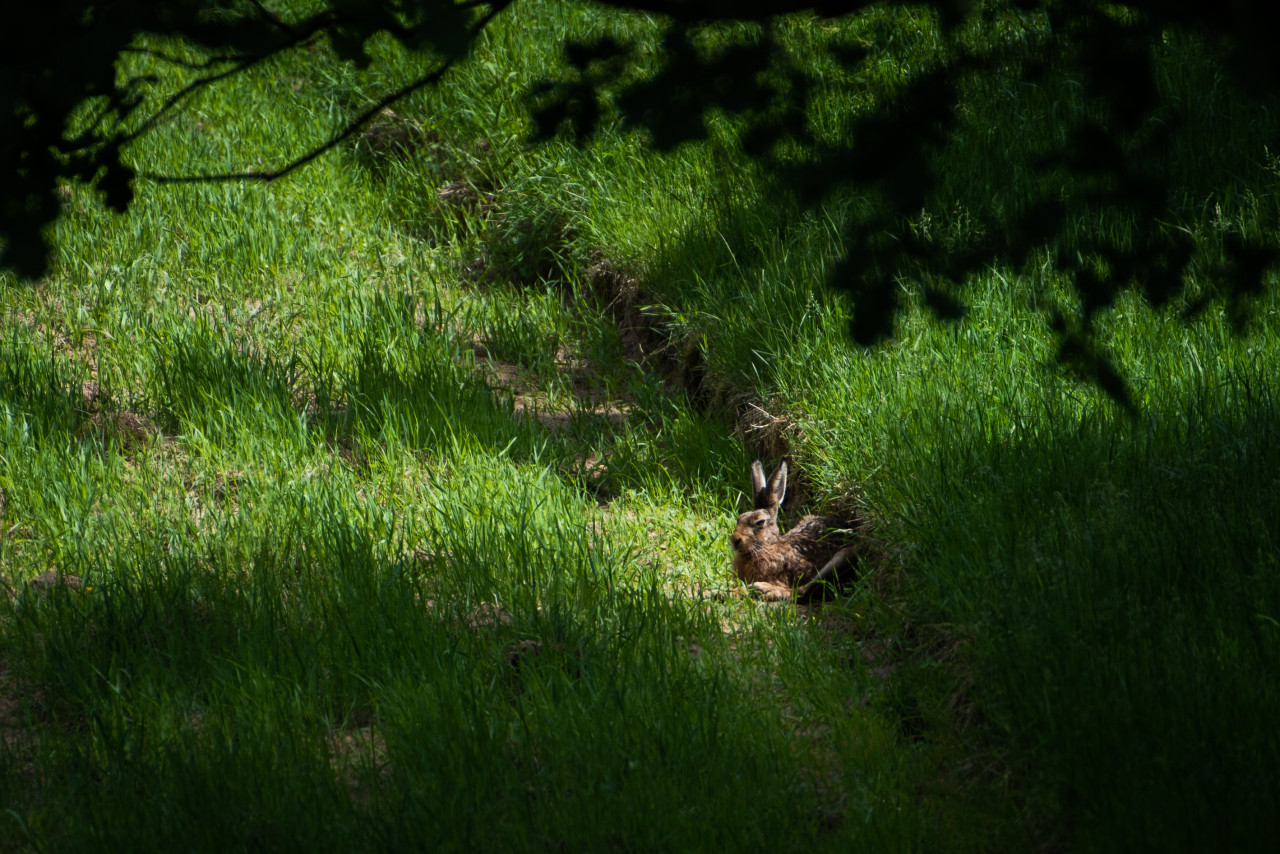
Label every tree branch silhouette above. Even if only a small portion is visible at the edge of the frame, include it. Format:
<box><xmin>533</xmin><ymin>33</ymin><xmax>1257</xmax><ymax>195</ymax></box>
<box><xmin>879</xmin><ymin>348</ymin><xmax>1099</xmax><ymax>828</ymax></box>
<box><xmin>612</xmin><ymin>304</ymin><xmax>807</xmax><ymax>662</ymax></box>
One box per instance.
<box><xmin>143</xmin><ymin>58</ymin><xmax>457</xmax><ymax>185</ymax></box>
<box><xmin>4</xmin><ymin>0</ymin><xmax>1279</xmax><ymax>412</ymax></box>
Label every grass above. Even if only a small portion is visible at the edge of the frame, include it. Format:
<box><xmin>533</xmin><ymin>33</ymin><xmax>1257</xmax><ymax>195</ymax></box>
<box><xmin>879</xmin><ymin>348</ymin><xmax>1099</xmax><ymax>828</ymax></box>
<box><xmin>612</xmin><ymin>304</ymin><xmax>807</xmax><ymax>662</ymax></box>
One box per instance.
<box><xmin>3</xmin><ymin>0</ymin><xmax>1279</xmax><ymax>851</ymax></box>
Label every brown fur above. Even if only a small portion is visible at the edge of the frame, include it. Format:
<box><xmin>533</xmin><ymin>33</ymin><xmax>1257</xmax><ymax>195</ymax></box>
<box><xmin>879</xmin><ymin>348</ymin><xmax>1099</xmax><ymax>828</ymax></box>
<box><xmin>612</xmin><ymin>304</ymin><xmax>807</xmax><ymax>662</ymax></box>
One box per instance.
<box><xmin>730</xmin><ymin>460</ymin><xmax>863</xmax><ymax>601</ymax></box>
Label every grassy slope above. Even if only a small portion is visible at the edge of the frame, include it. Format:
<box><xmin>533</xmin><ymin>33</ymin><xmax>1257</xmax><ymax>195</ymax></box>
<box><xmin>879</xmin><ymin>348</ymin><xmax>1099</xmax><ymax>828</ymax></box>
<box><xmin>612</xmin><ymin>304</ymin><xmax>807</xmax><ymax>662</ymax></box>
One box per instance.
<box><xmin>0</xmin><ymin>3</ymin><xmax>1022</xmax><ymax>852</ymax></box>
<box><xmin>2</xmin><ymin>1</ymin><xmax>1278</xmax><ymax>851</ymax></box>
<box><xmin>623</xmin><ymin>11</ymin><xmax>1280</xmax><ymax>852</ymax></box>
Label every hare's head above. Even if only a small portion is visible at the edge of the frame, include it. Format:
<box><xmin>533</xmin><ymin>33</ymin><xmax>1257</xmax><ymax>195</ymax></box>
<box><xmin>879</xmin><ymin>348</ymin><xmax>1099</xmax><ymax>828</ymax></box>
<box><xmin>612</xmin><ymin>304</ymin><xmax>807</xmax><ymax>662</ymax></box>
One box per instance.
<box><xmin>730</xmin><ymin>460</ymin><xmax>787</xmax><ymax>556</ymax></box>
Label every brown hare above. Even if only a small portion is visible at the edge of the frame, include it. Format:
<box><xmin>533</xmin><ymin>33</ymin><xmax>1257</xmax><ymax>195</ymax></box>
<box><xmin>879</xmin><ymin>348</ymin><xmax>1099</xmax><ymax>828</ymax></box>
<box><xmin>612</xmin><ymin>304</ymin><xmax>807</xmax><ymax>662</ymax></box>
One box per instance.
<box><xmin>731</xmin><ymin>460</ymin><xmax>861</xmax><ymax>602</ymax></box>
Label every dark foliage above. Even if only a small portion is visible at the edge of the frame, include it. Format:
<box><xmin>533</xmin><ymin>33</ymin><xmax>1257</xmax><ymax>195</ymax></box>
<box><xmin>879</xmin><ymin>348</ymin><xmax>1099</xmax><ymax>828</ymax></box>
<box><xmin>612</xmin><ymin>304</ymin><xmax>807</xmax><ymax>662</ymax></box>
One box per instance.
<box><xmin>1</xmin><ymin>0</ymin><xmax>505</xmax><ymax>277</ymax></box>
<box><xmin>530</xmin><ymin>1</ymin><xmax>1280</xmax><ymax>406</ymax></box>
<box><xmin>4</xmin><ymin>1</ymin><xmax>1279</xmax><ymax>403</ymax></box>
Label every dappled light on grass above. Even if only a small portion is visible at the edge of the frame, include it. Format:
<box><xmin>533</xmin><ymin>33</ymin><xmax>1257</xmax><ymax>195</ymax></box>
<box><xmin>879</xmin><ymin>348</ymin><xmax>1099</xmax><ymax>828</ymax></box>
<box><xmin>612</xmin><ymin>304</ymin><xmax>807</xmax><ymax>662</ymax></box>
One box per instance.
<box><xmin>0</xmin><ymin>458</ymin><xmax>929</xmax><ymax>850</ymax></box>
<box><xmin>6</xmin><ymin>0</ymin><xmax>1279</xmax><ymax>851</ymax></box>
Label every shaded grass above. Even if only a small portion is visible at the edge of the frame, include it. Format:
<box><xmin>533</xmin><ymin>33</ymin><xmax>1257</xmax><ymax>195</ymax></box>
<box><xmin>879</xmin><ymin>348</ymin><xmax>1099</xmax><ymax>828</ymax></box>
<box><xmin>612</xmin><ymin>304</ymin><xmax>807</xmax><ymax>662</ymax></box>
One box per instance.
<box><xmin>0</xmin><ymin>459</ymin><xmax>942</xmax><ymax>852</ymax></box>
<box><xmin>902</xmin><ymin>373</ymin><xmax>1280</xmax><ymax>852</ymax></box>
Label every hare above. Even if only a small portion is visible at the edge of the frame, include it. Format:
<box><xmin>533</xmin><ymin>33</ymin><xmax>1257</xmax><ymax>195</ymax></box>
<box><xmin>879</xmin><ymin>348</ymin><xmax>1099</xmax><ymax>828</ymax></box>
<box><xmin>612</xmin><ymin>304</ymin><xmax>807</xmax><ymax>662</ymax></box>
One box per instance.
<box><xmin>731</xmin><ymin>460</ymin><xmax>860</xmax><ymax>602</ymax></box>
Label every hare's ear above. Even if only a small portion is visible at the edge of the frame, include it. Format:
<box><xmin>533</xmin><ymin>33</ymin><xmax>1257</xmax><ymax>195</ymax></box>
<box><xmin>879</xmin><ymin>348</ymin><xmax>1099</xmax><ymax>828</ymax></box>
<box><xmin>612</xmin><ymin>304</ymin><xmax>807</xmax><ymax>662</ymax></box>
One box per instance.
<box><xmin>765</xmin><ymin>461</ymin><xmax>788</xmax><ymax>510</ymax></box>
<box><xmin>750</xmin><ymin>460</ymin><xmax>767</xmax><ymax>506</ymax></box>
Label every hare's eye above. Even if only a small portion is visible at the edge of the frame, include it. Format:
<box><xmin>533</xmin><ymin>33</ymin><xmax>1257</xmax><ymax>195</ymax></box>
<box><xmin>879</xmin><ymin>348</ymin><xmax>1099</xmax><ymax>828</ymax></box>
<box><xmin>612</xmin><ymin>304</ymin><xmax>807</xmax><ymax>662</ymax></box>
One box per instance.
<box><xmin>753</xmin><ymin>518</ymin><xmax>767</xmax><ymax>528</ymax></box>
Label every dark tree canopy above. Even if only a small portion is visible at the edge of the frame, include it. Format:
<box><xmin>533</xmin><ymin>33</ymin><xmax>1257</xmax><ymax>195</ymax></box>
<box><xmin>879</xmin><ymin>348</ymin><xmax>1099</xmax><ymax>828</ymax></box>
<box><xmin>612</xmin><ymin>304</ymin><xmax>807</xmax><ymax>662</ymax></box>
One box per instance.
<box><xmin>5</xmin><ymin>1</ymin><xmax>1280</xmax><ymax>404</ymax></box>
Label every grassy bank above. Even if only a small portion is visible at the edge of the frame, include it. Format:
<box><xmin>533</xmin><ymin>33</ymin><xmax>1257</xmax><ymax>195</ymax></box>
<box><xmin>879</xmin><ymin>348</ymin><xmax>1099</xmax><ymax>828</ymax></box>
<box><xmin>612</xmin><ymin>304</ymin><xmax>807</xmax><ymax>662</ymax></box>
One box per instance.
<box><xmin>3</xmin><ymin>1</ymin><xmax>1279</xmax><ymax>851</ymax></box>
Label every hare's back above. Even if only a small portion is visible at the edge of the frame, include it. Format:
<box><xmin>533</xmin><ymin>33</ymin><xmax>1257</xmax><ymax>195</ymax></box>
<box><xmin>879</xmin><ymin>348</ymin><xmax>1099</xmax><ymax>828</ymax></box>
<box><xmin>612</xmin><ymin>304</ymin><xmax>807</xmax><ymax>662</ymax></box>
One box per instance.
<box><xmin>786</xmin><ymin>515</ymin><xmax>854</xmax><ymax>562</ymax></box>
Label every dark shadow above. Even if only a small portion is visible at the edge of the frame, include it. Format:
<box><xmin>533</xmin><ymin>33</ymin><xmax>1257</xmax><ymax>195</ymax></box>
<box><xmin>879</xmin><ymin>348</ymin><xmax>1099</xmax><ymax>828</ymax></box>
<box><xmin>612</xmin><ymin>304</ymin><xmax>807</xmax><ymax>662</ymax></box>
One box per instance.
<box><xmin>151</xmin><ymin>325</ymin><xmax>302</xmax><ymax>442</ymax></box>
<box><xmin>902</xmin><ymin>371</ymin><xmax>1280</xmax><ymax>851</ymax></box>
<box><xmin>0</xmin><ymin>341</ymin><xmax>89</xmax><ymax>442</ymax></box>
<box><xmin>340</xmin><ymin>337</ymin><xmax>539</xmax><ymax>458</ymax></box>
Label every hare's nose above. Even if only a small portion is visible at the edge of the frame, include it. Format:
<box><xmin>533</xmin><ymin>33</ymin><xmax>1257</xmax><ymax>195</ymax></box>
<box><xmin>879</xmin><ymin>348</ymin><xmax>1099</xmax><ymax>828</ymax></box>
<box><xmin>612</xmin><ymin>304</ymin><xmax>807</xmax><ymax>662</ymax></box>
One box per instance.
<box><xmin>731</xmin><ymin>534</ymin><xmax>742</xmax><ymax>550</ymax></box>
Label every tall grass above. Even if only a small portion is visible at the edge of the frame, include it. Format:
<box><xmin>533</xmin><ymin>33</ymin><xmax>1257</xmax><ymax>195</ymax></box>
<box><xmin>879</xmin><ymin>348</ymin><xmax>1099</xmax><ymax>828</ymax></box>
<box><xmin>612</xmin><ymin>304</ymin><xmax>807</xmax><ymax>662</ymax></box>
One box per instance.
<box><xmin>0</xmin><ymin>3</ymin><xmax>1029</xmax><ymax>851</ymax></box>
<box><xmin>3</xmin><ymin>0</ymin><xmax>1278</xmax><ymax>851</ymax></box>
